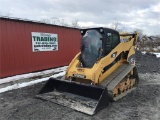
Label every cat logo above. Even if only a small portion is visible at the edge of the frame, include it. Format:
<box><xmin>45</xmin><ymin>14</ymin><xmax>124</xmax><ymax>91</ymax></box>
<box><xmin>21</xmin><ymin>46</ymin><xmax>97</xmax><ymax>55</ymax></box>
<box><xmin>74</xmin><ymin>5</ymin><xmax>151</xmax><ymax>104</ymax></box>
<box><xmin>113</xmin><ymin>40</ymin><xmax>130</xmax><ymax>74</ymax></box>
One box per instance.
<box><xmin>73</xmin><ymin>74</ymin><xmax>86</xmax><ymax>78</ymax></box>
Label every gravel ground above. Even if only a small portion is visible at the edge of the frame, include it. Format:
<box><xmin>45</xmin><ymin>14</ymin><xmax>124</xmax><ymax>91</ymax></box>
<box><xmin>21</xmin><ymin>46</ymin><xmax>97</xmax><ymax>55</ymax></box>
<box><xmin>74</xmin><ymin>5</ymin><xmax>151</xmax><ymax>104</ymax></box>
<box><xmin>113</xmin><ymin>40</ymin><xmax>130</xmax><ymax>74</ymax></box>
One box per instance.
<box><xmin>0</xmin><ymin>51</ymin><xmax>160</xmax><ymax>120</ymax></box>
<box><xmin>136</xmin><ymin>50</ymin><xmax>160</xmax><ymax>73</ymax></box>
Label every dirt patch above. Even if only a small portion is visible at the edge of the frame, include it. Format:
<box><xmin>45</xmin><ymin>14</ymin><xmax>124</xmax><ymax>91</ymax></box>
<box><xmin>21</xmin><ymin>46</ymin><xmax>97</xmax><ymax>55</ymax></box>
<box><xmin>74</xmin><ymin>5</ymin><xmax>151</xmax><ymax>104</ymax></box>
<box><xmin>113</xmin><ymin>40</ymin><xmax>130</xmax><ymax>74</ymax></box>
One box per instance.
<box><xmin>0</xmin><ymin>51</ymin><xmax>160</xmax><ymax>120</ymax></box>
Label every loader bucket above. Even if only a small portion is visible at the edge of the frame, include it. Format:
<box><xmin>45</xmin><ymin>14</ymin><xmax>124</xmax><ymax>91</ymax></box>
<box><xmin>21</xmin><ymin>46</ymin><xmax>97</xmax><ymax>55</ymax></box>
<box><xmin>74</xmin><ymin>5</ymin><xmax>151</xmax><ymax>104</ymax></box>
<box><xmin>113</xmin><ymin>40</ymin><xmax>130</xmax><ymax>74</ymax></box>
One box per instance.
<box><xmin>36</xmin><ymin>78</ymin><xmax>109</xmax><ymax>115</ymax></box>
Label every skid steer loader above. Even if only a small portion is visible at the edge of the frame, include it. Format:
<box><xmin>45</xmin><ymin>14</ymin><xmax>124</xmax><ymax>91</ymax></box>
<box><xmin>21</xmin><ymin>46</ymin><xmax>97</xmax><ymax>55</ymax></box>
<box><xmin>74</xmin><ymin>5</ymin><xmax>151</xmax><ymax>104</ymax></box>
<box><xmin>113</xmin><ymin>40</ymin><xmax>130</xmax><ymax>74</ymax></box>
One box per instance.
<box><xmin>37</xmin><ymin>27</ymin><xmax>139</xmax><ymax>115</ymax></box>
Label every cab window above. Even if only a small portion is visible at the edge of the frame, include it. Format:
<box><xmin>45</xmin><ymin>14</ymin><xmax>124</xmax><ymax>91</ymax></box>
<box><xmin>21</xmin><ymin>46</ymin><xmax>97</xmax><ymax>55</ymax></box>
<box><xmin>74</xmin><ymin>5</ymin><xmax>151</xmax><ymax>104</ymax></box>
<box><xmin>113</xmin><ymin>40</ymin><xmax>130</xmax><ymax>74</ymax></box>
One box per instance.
<box><xmin>105</xmin><ymin>33</ymin><xmax>119</xmax><ymax>54</ymax></box>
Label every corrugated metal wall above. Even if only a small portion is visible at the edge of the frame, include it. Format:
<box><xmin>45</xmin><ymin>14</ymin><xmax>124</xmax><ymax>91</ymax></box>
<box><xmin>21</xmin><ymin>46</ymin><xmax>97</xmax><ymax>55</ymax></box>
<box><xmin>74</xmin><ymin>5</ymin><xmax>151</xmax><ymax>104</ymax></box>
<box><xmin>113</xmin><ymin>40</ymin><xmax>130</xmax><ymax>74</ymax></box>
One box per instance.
<box><xmin>0</xmin><ymin>17</ymin><xmax>81</xmax><ymax>78</ymax></box>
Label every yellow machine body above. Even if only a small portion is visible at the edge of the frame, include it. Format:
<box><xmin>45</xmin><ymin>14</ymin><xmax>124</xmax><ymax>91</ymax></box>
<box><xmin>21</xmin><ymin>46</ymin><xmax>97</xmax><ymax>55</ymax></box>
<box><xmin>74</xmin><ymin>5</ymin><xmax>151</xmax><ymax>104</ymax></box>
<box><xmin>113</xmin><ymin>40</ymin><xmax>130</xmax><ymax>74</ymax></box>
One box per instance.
<box><xmin>37</xmin><ymin>28</ymin><xmax>139</xmax><ymax>115</ymax></box>
<box><xmin>65</xmin><ymin>32</ymin><xmax>137</xmax><ymax>84</ymax></box>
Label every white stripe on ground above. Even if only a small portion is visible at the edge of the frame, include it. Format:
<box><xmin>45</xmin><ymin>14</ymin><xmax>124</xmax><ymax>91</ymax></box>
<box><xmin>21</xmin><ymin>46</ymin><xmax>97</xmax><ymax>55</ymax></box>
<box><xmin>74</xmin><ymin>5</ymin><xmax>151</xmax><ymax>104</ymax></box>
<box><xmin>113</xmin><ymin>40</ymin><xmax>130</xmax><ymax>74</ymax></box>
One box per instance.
<box><xmin>0</xmin><ymin>71</ymin><xmax>66</xmax><ymax>94</ymax></box>
<box><xmin>0</xmin><ymin>66</ymin><xmax>67</xmax><ymax>84</ymax></box>
<box><xmin>141</xmin><ymin>52</ymin><xmax>160</xmax><ymax>58</ymax></box>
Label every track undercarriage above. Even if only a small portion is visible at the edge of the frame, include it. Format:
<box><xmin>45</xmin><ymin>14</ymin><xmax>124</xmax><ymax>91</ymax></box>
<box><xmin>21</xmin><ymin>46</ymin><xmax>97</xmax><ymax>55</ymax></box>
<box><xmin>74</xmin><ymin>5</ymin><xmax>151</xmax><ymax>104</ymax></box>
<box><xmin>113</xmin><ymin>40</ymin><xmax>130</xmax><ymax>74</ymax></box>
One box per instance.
<box><xmin>102</xmin><ymin>64</ymin><xmax>139</xmax><ymax>101</ymax></box>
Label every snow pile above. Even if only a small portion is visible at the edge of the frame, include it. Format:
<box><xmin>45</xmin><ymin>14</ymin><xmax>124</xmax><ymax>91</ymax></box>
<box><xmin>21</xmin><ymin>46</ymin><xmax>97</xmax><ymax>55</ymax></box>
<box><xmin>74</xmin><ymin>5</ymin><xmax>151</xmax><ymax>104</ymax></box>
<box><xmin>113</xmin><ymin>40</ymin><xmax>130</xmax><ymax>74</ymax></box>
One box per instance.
<box><xmin>141</xmin><ymin>51</ymin><xmax>160</xmax><ymax>58</ymax></box>
<box><xmin>153</xmin><ymin>52</ymin><xmax>160</xmax><ymax>58</ymax></box>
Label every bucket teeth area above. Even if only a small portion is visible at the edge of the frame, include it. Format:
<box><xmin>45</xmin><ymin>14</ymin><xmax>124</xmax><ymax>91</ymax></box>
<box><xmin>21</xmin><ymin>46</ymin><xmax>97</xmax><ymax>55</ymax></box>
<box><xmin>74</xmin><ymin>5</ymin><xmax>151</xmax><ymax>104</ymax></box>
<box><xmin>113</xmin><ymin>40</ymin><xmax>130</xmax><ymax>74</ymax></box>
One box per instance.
<box><xmin>37</xmin><ymin>91</ymin><xmax>98</xmax><ymax>115</ymax></box>
<box><xmin>37</xmin><ymin>78</ymin><xmax>109</xmax><ymax>115</ymax></box>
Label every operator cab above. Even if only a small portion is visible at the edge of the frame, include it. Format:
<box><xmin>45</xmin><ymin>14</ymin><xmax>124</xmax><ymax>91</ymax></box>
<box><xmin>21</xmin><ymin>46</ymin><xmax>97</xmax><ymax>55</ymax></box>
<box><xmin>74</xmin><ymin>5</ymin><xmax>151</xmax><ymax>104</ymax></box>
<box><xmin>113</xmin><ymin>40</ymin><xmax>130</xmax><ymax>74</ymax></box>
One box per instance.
<box><xmin>80</xmin><ymin>27</ymin><xmax>120</xmax><ymax>68</ymax></box>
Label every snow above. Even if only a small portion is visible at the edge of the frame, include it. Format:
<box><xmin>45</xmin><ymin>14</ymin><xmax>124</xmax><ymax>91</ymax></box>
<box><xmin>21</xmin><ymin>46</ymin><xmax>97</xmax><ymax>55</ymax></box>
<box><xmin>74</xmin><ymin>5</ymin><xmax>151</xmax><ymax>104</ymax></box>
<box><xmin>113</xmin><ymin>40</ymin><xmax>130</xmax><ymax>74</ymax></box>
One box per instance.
<box><xmin>0</xmin><ymin>71</ymin><xmax>66</xmax><ymax>93</ymax></box>
<box><xmin>0</xmin><ymin>66</ymin><xmax>67</xmax><ymax>84</ymax></box>
<box><xmin>0</xmin><ymin>66</ymin><xmax>67</xmax><ymax>94</ymax></box>
<box><xmin>153</xmin><ymin>52</ymin><xmax>160</xmax><ymax>58</ymax></box>
<box><xmin>141</xmin><ymin>52</ymin><xmax>160</xmax><ymax>58</ymax></box>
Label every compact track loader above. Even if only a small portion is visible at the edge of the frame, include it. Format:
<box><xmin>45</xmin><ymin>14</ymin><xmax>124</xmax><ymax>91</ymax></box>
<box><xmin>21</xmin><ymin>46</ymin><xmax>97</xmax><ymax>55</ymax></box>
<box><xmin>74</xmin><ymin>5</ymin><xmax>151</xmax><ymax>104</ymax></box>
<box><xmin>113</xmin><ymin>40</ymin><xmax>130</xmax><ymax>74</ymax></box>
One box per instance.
<box><xmin>37</xmin><ymin>27</ymin><xmax>139</xmax><ymax>115</ymax></box>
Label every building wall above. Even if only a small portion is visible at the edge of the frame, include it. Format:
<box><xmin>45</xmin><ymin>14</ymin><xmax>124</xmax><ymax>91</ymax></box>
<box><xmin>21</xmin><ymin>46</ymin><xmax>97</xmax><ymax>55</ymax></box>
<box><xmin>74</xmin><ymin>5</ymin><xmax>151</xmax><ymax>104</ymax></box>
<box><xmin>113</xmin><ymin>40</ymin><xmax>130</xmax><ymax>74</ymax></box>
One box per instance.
<box><xmin>0</xmin><ymin>17</ymin><xmax>81</xmax><ymax>78</ymax></box>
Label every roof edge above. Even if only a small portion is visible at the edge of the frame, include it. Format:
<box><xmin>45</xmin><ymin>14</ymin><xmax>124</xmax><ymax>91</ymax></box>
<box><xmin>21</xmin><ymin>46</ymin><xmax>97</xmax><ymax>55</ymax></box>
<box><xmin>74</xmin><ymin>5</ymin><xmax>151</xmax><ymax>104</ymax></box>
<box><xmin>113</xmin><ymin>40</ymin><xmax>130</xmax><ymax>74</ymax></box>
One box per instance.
<box><xmin>0</xmin><ymin>16</ymin><xmax>79</xmax><ymax>30</ymax></box>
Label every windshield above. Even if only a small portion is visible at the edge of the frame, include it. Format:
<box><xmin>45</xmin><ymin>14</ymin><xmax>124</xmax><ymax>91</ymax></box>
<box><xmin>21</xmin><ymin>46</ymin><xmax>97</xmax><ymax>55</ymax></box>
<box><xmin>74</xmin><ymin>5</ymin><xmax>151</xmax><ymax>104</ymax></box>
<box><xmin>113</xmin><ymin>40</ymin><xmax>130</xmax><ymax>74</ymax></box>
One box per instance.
<box><xmin>80</xmin><ymin>30</ymin><xmax>102</xmax><ymax>68</ymax></box>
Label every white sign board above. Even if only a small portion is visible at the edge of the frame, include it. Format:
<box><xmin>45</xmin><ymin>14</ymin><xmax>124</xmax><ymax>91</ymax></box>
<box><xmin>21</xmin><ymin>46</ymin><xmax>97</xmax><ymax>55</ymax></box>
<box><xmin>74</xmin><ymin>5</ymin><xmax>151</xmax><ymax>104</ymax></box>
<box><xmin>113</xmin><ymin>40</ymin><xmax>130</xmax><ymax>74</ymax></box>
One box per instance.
<box><xmin>31</xmin><ymin>32</ymin><xmax>58</xmax><ymax>52</ymax></box>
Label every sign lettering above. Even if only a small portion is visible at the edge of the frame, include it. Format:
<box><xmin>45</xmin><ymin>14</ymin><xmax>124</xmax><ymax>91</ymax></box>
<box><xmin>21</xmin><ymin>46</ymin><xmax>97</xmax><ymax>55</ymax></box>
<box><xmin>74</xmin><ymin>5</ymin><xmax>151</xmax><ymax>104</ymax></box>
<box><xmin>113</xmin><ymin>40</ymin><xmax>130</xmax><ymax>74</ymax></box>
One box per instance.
<box><xmin>31</xmin><ymin>32</ymin><xmax>58</xmax><ymax>52</ymax></box>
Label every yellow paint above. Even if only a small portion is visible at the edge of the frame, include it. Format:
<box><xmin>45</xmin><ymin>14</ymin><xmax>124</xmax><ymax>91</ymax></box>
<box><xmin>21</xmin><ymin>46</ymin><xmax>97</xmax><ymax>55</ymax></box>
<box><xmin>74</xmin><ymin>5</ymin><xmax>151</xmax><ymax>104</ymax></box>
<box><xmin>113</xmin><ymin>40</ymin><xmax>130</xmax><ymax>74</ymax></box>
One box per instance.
<box><xmin>65</xmin><ymin>32</ymin><xmax>139</xmax><ymax>85</ymax></box>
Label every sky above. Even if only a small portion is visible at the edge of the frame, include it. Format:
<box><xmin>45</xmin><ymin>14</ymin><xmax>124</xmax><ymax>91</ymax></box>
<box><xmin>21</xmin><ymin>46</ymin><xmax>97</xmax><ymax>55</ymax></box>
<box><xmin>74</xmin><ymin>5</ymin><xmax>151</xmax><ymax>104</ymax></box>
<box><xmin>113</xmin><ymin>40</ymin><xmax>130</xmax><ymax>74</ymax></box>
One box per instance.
<box><xmin>0</xmin><ymin>0</ymin><xmax>160</xmax><ymax>35</ymax></box>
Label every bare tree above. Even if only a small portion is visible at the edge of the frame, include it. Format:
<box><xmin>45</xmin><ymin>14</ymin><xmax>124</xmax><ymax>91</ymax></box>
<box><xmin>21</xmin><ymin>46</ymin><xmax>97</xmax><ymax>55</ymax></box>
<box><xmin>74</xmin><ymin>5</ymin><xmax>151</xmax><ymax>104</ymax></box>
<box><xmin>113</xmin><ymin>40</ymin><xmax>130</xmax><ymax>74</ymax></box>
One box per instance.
<box><xmin>40</xmin><ymin>18</ymin><xmax>50</xmax><ymax>24</ymax></box>
<box><xmin>59</xmin><ymin>19</ymin><xmax>69</xmax><ymax>26</ymax></box>
<box><xmin>111</xmin><ymin>18</ymin><xmax>120</xmax><ymax>30</ymax></box>
<box><xmin>40</xmin><ymin>17</ymin><xmax>80</xmax><ymax>28</ymax></box>
<box><xmin>5</xmin><ymin>11</ymin><xmax>12</xmax><ymax>17</ymax></box>
<box><xmin>71</xmin><ymin>20</ymin><xmax>79</xmax><ymax>28</ymax></box>
<box><xmin>50</xmin><ymin>17</ymin><xmax>61</xmax><ymax>25</ymax></box>
<box><xmin>50</xmin><ymin>17</ymin><xmax>69</xmax><ymax>26</ymax></box>
<box><xmin>134</xmin><ymin>28</ymin><xmax>143</xmax><ymax>35</ymax></box>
